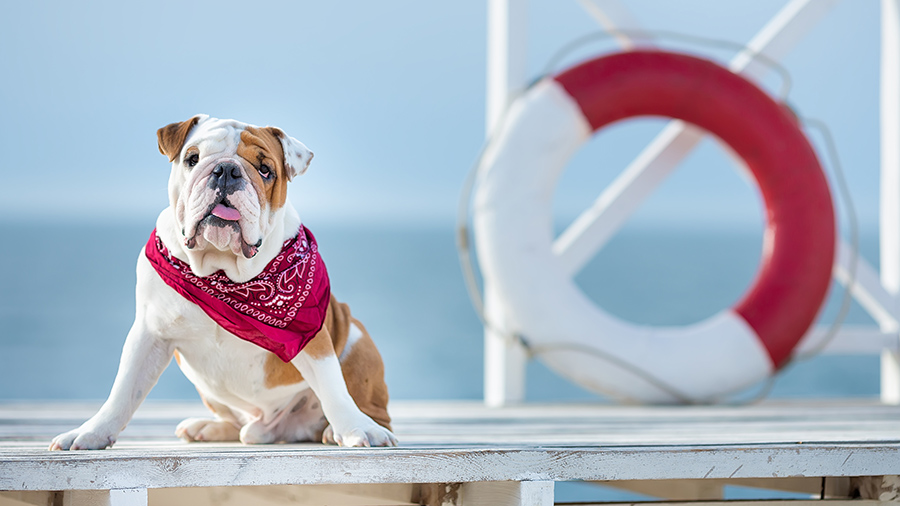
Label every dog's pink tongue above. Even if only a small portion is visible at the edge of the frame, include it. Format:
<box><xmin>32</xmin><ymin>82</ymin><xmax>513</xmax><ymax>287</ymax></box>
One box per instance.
<box><xmin>211</xmin><ymin>204</ymin><xmax>241</xmax><ymax>221</ymax></box>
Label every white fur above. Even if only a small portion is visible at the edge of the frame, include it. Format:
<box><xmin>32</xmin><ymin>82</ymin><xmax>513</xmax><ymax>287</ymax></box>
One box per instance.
<box><xmin>280</xmin><ymin>133</ymin><xmax>313</xmax><ymax>179</ymax></box>
<box><xmin>340</xmin><ymin>323</ymin><xmax>364</xmax><ymax>362</ymax></box>
<box><xmin>49</xmin><ymin>118</ymin><xmax>396</xmax><ymax>450</ymax></box>
<box><xmin>167</xmin><ymin>117</ymin><xmax>274</xmax><ymax>279</ymax></box>
<box><xmin>292</xmin><ymin>352</ymin><xmax>396</xmax><ymax>447</ymax></box>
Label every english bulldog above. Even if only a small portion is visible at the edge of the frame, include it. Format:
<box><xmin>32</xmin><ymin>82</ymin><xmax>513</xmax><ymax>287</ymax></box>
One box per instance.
<box><xmin>50</xmin><ymin>115</ymin><xmax>397</xmax><ymax>449</ymax></box>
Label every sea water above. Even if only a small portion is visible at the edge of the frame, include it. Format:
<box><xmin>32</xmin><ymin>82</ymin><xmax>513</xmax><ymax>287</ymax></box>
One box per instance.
<box><xmin>0</xmin><ymin>219</ymin><xmax>881</xmax><ymax>401</ymax></box>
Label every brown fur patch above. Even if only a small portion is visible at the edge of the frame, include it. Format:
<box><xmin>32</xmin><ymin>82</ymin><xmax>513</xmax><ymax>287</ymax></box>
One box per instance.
<box><xmin>265</xmin><ymin>294</ymin><xmax>392</xmax><ymax>430</ymax></box>
<box><xmin>308</xmin><ymin>295</ymin><xmax>393</xmax><ymax>431</ymax></box>
<box><xmin>303</xmin><ymin>296</ymin><xmax>351</xmax><ymax>360</ymax></box>
<box><xmin>237</xmin><ymin>127</ymin><xmax>289</xmax><ymax>211</ymax></box>
<box><xmin>157</xmin><ymin>116</ymin><xmax>200</xmax><ymax>162</ymax></box>
<box><xmin>339</xmin><ymin>331</ymin><xmax>392</xmax><ymax>430</ymax></box>
<box><xmin>300</xmin><ymin>324</ymin><xmax>337</xmax><ymax>361</ymax></box>
<box><xmin>265</xmin><ymin>127</ymin><xmax>302</xmax><ymax>181</ymax></box>
<box><xmin>264</xmin><ymin>353</ymin><xmax>305</xmax><ymax>388</ymax></box>
<box><xmin>174</xmin><ymin>350</ymin><xmax>182</xmax><ymax>365</ymax></box>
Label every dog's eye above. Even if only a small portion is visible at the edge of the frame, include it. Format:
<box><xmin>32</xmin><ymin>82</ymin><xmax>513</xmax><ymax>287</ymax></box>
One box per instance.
<box><xmin>186</xmin><ymin>153</ymin><xmax>199</xmax><ymax>168</ymax></box>
<box><xmin>259</xmin><ymin>164</ymin><xmax>272</xmax><ymax>179</ymax></box>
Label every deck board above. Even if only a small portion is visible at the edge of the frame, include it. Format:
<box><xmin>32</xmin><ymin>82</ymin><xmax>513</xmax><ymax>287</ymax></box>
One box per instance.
<box><xmin>1</xmin><ymin>400</ymin><xmax>899</xmax><ymax>491</ymax></box>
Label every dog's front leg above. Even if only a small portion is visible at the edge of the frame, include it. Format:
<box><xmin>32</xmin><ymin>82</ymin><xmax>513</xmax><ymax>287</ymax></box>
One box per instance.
<box><xmin>291</xmin><ymin>330</ymin><xmax>397</xmax><ymax>447</ymax></box>
<box><xmin>50</xmin><ymin>321</ymin><xmax>174</xmax><ymax>450</ymax></box>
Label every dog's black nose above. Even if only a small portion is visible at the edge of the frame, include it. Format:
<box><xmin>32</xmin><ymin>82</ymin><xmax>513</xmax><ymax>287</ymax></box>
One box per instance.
<box><xmin>209</xmin><ymin>162</ymin><xmax>245</xmax><ymax>194</ymax></box>
<box><xmin>212</xmin><ymin>162</ymin><xmax>242</xmax><ymax>179</ymax></box>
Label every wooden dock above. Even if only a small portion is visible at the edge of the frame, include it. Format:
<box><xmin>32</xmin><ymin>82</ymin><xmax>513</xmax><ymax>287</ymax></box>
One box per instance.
<box><xmin>1</xmin><ymin>400</ymin><xmax>899</xmax><ymax>505</ymax></box>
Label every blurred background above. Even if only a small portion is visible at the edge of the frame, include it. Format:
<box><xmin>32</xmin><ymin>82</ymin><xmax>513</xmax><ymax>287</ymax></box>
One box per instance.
<box><xmin>0</xmin><ymin>0</ymin><xmax>886</xmax><ymax>404</ymax></box>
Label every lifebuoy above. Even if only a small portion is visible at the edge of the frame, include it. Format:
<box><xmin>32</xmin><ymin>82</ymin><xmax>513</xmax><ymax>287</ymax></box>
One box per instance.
<box><xmin>473</xmin><ymin>50</ymin><xmax>835</xmax><ymax>403</ymax></box>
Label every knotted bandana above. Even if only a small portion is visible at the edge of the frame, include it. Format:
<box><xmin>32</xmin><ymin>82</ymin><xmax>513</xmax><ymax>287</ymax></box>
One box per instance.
<box><xmin>145</xmin><ymin>225</ymin><xmax>330</xmax><ymax>362</ymax></box>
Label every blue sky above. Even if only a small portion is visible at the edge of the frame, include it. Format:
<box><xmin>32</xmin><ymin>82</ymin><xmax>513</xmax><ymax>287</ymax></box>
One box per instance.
<box><xmin>0</xmin><ymin>0</ymin><xmax>882</xmax><ymax>231</ymax></box>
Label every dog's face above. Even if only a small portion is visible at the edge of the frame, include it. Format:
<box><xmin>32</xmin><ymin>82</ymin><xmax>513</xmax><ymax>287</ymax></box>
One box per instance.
<box><xmin>157</xmin><ymin>115</ymin><xmax>313</xmax><ymax>259</ymax></box>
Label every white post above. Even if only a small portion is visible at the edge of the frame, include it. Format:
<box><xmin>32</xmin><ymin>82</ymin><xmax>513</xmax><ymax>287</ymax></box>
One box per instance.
<box><xmin>484</xmin><ymin>285</ymin><xmax>527</xmax><ymax>406</ymax></box>
<box><xmin>63</xmin><ymin>489</ymin><xmax>148</xmax><ymax>506</ymax></box>
<box><xmin>880</xmin><ymin>0</ymin><xmax>900</xmax><ymax>404</ymax></box>
<box><xmin>486</xmin><ymin>0</ymin><xmax>527</xmax><ymax>136</ymax></box>
<box><xmin>484</xmin><ymin>0</ymin><xmax>528</xmax><ymax>406</ymax></box>
<box><xmin>462</xmin><ymin>481</ymin><xmax>555</xmax><ymax>506</ymax></box>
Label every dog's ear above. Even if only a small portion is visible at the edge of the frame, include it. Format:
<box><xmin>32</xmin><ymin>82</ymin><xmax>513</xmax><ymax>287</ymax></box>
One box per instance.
<box><xmin>157</xmin><ymin>115</ymin><xmax>205</xmax><ymax>162</ymax></box>
<box><xmin>265</xmin><ymin>127</ymin><xmax>313</xmax><ymax>181</ymax></box>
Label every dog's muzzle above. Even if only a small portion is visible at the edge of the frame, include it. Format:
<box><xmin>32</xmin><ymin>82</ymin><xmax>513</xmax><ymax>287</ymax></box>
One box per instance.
<box><xmin>209</xmin><ymin>162</ymin><xmax>244</xmax><ymax>195</ymax></box>
<box><xmin>180</xmin><ymin>161</ymin><xmax>262</xmax><ymax>258</ymax></box>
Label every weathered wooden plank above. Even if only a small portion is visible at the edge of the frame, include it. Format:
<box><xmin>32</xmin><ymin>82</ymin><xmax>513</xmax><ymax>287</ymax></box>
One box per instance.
<box><xmin>4</xmin><ymin>400</ymin><xmax>900</xmax><ymax>446</ymax></box>
<box><xmin>1</xmin><ymin>443</ymin><xmax>898</xmax><ymax>491</ymax></box>
<box><xmin>1</xmin><ymin>401</ymin><xmax>899</xmax><ymax>495</ymax></box>
<box><xmin>5</xmin><ymin>399</ymin><xmax>898</xmax><ymax>423</ymax></box>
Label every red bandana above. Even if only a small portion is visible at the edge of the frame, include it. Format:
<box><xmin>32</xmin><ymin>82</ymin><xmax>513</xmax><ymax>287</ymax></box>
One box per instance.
<box><xmin>145</xmin><ymin>225</ymin><xmax>330</xmax><ymax>362</ymax></box>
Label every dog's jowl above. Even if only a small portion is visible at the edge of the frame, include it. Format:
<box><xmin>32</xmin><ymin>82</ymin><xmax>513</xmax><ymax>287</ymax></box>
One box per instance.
<box><xmin>50</xmin><ymin>115</ymin><xmax>396</xmax><ymax>450</ymax></box>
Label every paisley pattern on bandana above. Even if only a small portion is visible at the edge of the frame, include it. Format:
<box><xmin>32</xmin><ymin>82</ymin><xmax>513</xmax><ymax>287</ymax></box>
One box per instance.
<box><xmin>145</xmin><ymin>225</ymin><xmax>330</xmax><ymax>362</ymax></box>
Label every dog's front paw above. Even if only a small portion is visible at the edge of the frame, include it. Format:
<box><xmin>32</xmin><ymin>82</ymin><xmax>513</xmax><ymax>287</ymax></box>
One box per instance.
<box><xmin>323</xmin><ymin>419</ymin><xmax>398</xmax><ymax>447</ymax></box>
<box><xmin>49</xmin><ymin>426</ymin><xmax>116</xmax><ymax>451</ymax></box>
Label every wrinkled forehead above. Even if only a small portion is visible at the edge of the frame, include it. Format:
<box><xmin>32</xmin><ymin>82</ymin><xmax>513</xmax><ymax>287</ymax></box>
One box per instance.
<box><xmin>183</xmin><ymin>117</ymin><xmax>253</xmax><ymax>157</ymax></box>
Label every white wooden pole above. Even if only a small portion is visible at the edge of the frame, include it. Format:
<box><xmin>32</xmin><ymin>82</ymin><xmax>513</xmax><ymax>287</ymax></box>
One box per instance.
<box><xmin>484</xmin><ymin>0</ymin><xmax>528</xmax><ymax>406</ymax></box>
<box><xmin>63</xmin><ymin>489</ymin><xmax>147</xmax><ymax>506</ymax></box>
<box><xmin>553</xmin><ymin>0</ymin><xmax>840</xmax><ymax>276</ymax></box>
<box><xmin>880</xmin><ymin>0</ymin><xmax>900</xmax><ymax>405</ymax></box>
<box><xmin>462</xmin><ymin>481</ymin><xmax>555</xmax><ymax>506</ymax></box>
<box><xmin>486</xmin><ymin>0</ymin><xmax>527</xmax><ymax>136</ymax></box>
<box><xmin>576</xmin><ymin>0</ymin><xmax>654</xmax><ymax>49</ymax></box>
<box><xmin>834</xmin><ymin>241</ymin><xmax>900</xmax><ymax>332</ymax></box>
<box><xmin>484</xmin><ymin>284</ymin><xmax>527</xmax><ymax>406</ymax></box>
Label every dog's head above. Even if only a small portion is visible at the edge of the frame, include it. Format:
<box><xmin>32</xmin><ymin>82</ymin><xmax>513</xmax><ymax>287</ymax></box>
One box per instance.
<box><xmin>157</xmin><ymin>115</ymin><xmax>313</xmax><ymax>259</ymax></box>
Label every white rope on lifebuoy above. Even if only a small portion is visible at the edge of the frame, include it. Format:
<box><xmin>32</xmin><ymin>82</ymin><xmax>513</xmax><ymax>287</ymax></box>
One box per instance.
<box><xmin>472</xmin><ymin>50</ymin><xmax>836</xmax><ymax>403</ymax></box>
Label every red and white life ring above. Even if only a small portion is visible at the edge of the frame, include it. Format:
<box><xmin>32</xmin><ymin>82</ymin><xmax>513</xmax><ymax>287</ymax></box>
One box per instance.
<box><xmin>473</xmin><ymin>50</ymin><xmax>835</xmax><ymax>403</ymax></box>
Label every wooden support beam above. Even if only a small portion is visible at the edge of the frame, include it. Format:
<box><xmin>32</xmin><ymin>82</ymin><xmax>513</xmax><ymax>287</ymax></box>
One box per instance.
<box><xmin>854</xmin><ymin>476</ymin><xmax>900</xmax><ymax>501</ymax></box>
<box><xmin>414</xmin><ymin>483</ymin><xmax>462</xmax><ymax>506</ymax></box>
<box><xmin>149</xmin><ymin>484</ymin><xmax>417</xmax><ymax>506</ymax></box>
<box><xmin>577</xmin><ymin>501</ymin><xmax>894</xmax><ymax>506</ymax></box>
<box><xmin>0</xmin><ymin>491</ymin><xmax>57</xmax><ymax>506</ymax></box>
<box><xmin>63</xmin><ymin>489</ymin><xmax>147</xmax><ymax>506</ymax></box>
<box><xmin>597</xmin><ymin>477</ymin><xmax>855</xmax><ymax>500</ymax></box>
<box><xmin>460</xmin><ymin>481</ymin><xmax>554</xmax><ymax>506</ymax></box>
